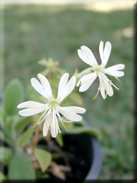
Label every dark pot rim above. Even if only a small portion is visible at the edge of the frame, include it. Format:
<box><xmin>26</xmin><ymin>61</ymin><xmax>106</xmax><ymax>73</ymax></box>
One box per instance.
<box><xmin>85</xmin><ymin>136</ymin><xmax>102</xmax><ymax>181</ymax></box>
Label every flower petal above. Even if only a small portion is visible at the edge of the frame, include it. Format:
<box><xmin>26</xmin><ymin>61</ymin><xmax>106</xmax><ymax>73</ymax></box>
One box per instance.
<box><xmin>99</xmin><ymin>41</ymin><xmax>111</xmax><ymax>66</ymax></box>
<box><xmin>105</xmin><ymin>64</ymin><xmax>125</xmax><ymax>78</ymax></box>
<box><xmin>106</xmin><ymin>64</ymin><xmax>125</xmax><ymax>71</ymax></box>
<box><xmin>17</xmin><ymin>101</ymin><xmax>46</xmax><ymax>109</ymax></box>
<box><xmin>80</xmin><ymin>46</ymin><xmax>98</xmax><ymax>66</ymax></box>
<box><xmin>51</xmin><ymin>111</ymin><xmax>60</xmax><ymax>138</ymax></box>
<box><xmin>59</xmin><ymin>107</ymin><xmax>83</xmax><ymax>121</ymax></box>
<box><xmin>43</xmin><ymin>114</ymin><xmax>52</xmax><ymax>137</ymax></box>
<box><xmin>60</xmin><ymin>106</ymin><xmax>86</xmax><ymax>114</ymax></box>
<box><xmin>38</xmin><ymin>74</ymin><xmax>53</xmax><ymax>99</ymax></box>
<box><xmin>98</xmin><ymin>75</ymin><xmax>106</xmax><ymax>99</ymax></box>
<box><xmin>99</xmin><ymin>73</ymin><xmax>116</xmax><ymax>99</ymax></box>
<box><xmin>78</xmin><ymin>73</ymin><xmax>97</xmax><ymax>92</ymax></box>
<box><xmin>62</xmin><ymin>76</ymin><xmax>76</xmax><ymax>99</ymax></box>
<box><xmin>102</xmin><ymin>76</ymin><xmax>113</xmax><ymax>97</ymax></box>
<box><xmin>18</xmin><ymin>107</ymin><xmax>45</xmax><ymax>116</ymax></box>
<box><xmin>104</xmin><ymin>42</ymin><xmax>112</xmax><ymax>64</ymax></box>
<box><xmin>99</xmin><ymin>41</ymin><xmax>103</xmax><ymax>61</ymax></box>
<box><xmin>78</xmin><ymin>49</ymin><xmax>92</xmax><ymax>66</ymax></box>
<box><xmin>105</xmin><ymin>70</ymin><xmax>125</xmax><ymax>77</ymax></box>
<box><xmin>57</xmin><ymin>73</ymin><xmax>69</xmax><ymax>101</ymax></box>
<box><xmin>31</xmin><ymin>78</ymin><xmax>49</xmax><ymax>99</ymax></box>
<box><xmin>57</xmin><ymin>74</ymin><xmax>76</xmax><ymax>102</ymax></box>
<box><xmin>77</xmin><ymin>73</ymin><xmax>93</xmax><ymax>87</ymax></box>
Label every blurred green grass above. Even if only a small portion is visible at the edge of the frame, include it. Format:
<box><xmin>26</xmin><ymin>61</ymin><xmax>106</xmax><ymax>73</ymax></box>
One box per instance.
<box><xmin>4</xmin><ymin>5</ymin><xmax>133</xmax><ymax>179</ymax></box>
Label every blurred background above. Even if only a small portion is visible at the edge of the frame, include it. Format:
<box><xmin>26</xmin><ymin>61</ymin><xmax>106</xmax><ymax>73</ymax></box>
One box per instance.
<box><xmin>3</xmin><ymin>0</ymin><xmax>134</xmax><ymax>180</ymax></box>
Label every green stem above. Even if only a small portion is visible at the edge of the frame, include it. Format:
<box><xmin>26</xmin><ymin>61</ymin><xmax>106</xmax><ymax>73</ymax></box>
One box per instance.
<box><xmin>74</xmin><ymin>67</ymin><xmax>92</xmax><ymax>82</ymax></box>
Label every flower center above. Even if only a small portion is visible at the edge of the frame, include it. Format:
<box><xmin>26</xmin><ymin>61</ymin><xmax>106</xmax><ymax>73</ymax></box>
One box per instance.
<box><xmin>48</xmin><ymin>98</ymin><xmax>59</xmax><ymax>111</ymax></box>
<box><xmin>94</xmin><ymin>64</ymin><xmax>105</xmax><ymax>75</ymax></box>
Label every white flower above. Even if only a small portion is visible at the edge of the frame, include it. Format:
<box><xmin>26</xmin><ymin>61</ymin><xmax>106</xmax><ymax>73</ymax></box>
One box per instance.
<box><xmin>77</xmin><ymin>41</ymin><xmax>125</xmax><ymax>99</ymax></box>
<box><xmin>17</xmin><ymin>73</ymin><xmax>86</xmax><ymax>138</ymax></box>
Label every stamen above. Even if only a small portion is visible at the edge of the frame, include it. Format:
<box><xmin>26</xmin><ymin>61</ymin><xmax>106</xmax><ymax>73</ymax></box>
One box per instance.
<box><xmin>32</xmin><ymin>125</ymin><xmax>38</xmax><ymax>129</ymax></box>
<box><xmin>101</xmin><ymin>73</ymin><xmax>119</xmax><ymax>90</ymax></box>
<box><xmin>117</xmin><ymin>77</ymin><xmax>122</xmax><ymax>84</ymax></box>
<box><xmin>111</xmin><ymin>75</ymin><xmax>122</xmax><ymax>84</ymax></box>
<box><xmin>109</xmin><ymin>80</ymin><xmax>119</xmax><ymax>90</ymax></box>
<box><xmin>54</xmin><ymin>111</ymin><xmax>61</xmax><ymax>133</ymax></box>
<box><xmin>37</xmin><ymin>110</ymin><xmax>48</xmax><ymax>125</ymax></box>
<box><xmin>93</xmin><ymin>88</ymin><xmax>100</xmax><ymax>100</ymax></box>
<box><xmin>61</xmin><ymin>117</ymin><xmax>72</xmax><ymax>123</ymax></box>
<box><xmin>93</xmin><ymin>96</ymin><xmax>96</xmax><ymax>100</ymax></box>
<box><xmin>36</xmin><ymin>108</ymin><xmax>51</xmax><ymax>127</ymax></box>
<box><xmin>57</xmin><ymin>113</ymin><xmax>67</xmax><ymax>131</ymax></box>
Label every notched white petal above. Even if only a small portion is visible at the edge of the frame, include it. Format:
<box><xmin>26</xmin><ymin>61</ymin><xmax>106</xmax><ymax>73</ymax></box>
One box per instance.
<box><xmin>105</xmin><ymin>70</ymin><xmax>125</xmax><ymax>77</ymax></box>
<box><xmin>78</xmin><ymin>73</ymin><xmax>97</xmax><ymax>92</ymax></box>
<box><xmin>57</xmin><ymin>73</ymin><xmax>69</xmax><ymax>100</ymax></box>
<box><xmin>78</xmin><ymin>45</ymin><xmax>98</xmax><ymax>66</ymax></box>
<box><xmin>43</xmin><ymin>114</ymin><xmax>52</xmax><ymax>137</ymax></box>
<box><xmin>58</xmin><ymin>75</ymin><xmax>76</xmax><ymax>102</ymax></box>
<box><xmin>80</xmin><ymin>45</ymin><xmax>98</xmax><ymax>65</ymax></box>
<box><xmin>17</xmin><ymin>101</ymin><xmax>46</xmax><ymax>109</ymax></box>
<box><xmin>104</xmin><ymin>42</ymin><xmax>111</xmax><ymax>62</ymax></box>
<box><xmin>99</xmin><ymin>41</ymin><xmax>104</xmax><ymax>60</ymax></box>
<box><xmin>78</xmin><ymin>49</ymin><xmax>93</xmax><ymax>66</ymax></box>
<box><xmin>77</xmin><ymin>73</ymin><xmax>92</xmax><ymax>87</ymax></box>
<box><xmin>38</xmin><ymin>73</ymin><xmax>53</xmax><ymax>99</ymax></box>
<box><xmin>62</xmin><ymin>76</ymin><xmax>76</xmax><ymax>98</ymax></box>
<box><xmin>61</xmin><ymin>106</ymin><xmax>86</xmax><ymax>114</ymax></box>
<box><xmin>99</xmin><ymin>41</ymin><xmax>112</xmax><ymax>66</ymax></box>
<box><xmin>106</xmin><ymin>64</ymin><xmax>125</xmax><ymax>71</ymax></box>
<box><xmin>31</xmin><ymin>78</ymin><xmax>49</xmax><ymax>99</ymax></box>
<box><xmin>102</xmin><ymin>77</ymin><xmax>114</xmax><ymax>97</ymax></box>
<box><xmin>98</xmin><ymin>75</ymin><xmax>106</xmax><ymax>99</ymax></box>
<box><xmin>51</xmin><ymin>112</ymin><xmax>59</xmax><ymax>138</ymax></box>
<box><xmin>81</xmin><ymin>45</ymin><xmax>92</xmax><ymax>55</ymax></box>
<box><xmin>19</xmin><ymin>107</ymin><xmax>45</xmax><ymax>116</ymax></box>
<box><xmin>59</xmin><ymin>107</ymin><xmax>82</xmax><ymax>122</ymax></box>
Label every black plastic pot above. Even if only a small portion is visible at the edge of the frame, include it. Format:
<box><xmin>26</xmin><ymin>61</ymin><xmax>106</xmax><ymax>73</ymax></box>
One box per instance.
<box><xmin>36</xmin><ymin>133</ymin><xmax>102</xmax><ymax>183</ymax></box>
<box><xmin>62</xmin><ymin>133</ymin><xmax>102</xmax><ymax>182</ymax></box>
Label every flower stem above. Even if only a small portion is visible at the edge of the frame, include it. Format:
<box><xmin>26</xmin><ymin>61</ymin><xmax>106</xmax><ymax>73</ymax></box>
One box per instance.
<box><xmin>74</xmin><ymin>67</ymin><xmax>91</xmax><ymax>82</ymax></box>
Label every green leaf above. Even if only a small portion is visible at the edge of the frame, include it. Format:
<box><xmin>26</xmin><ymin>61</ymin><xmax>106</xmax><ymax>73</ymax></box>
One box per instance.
<box><xmin>0</xmin><ymin>106</ymin><xmax>4</xmax><ymax>129</ymax></box>
<box><xmin>5</xmin><ymin>116</ymin><xmax>18</xmax><ymax>146</ymax></box>
<box><xmin>0</xmin><ymin>171</ymin><xmax>6</xmax><ymax>182</ymax></box>
<box><xmin>38</xmin><ymin>58</ymin><xmax>48</xmax><ymax>66</ymax></box>
<box><xmin>4</xmin><ymin>79</ymin><xmax>24</xmax><ymax>116</ymax></box>
<box><xmin>26</xmin><ymin>84</ymin><xmax>37</xmax><ymax>101</ymax></box>
<box><xmin>15</xmin><ymin>116</ymin><xmax>31</xmax><ymax>135</ymax></box>
<box><xmin>0</xmin><ymin>131</ymin><xmax>5</xmax><ymax>141</ymax></box>
<box><xmin>63</xmin><ymin>127</ymin><xmax>101</xmax><ymax>140</ymax></box>
<box><xmin>59</xmin><ymin>121</ymin><xmax>74</xmax><ymax>130</ymax></box>
<box><xmin>0</xmin><ymin>130</ymin><xmax>11</xmax><ymax>146</ymax></box>
<box><xmin>8</xmin><ymin>150</ymin><xmax>36</xmax><ymax>180</ymax></box>
<box><xmin>55</xmin><ymin>133</ymin><xmax>63</xmax><ymax>147</ymax></box>
<box><xmin>5</xmin><ymin>116</ymin><xmax>14</xmax><ymax>135</ymax></box>
<box><xmin>18</xmin><ymin>128</ymin><xmax>34</xmax><ymax>148</ymax></box>
<box><xmin>0</xmin><ymin>147</ymin><xmax>12</xmax><ymax>165</ymax></box>
<box><xmin>34</xmin><ymin>148</ymin><xmax>52</xmax><ymax>172</ymax></box>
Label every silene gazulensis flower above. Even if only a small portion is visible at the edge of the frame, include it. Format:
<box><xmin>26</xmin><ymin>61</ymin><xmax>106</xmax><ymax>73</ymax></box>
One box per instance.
<box><xmin>17</xmin><ymin>73</ymin><xmax>86</xmax><ymax>138</ymax></box>
<box><xmin>77</xmin><ymin>41</ymin><xmax>125</xmax><ymax>99</ymax></box>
